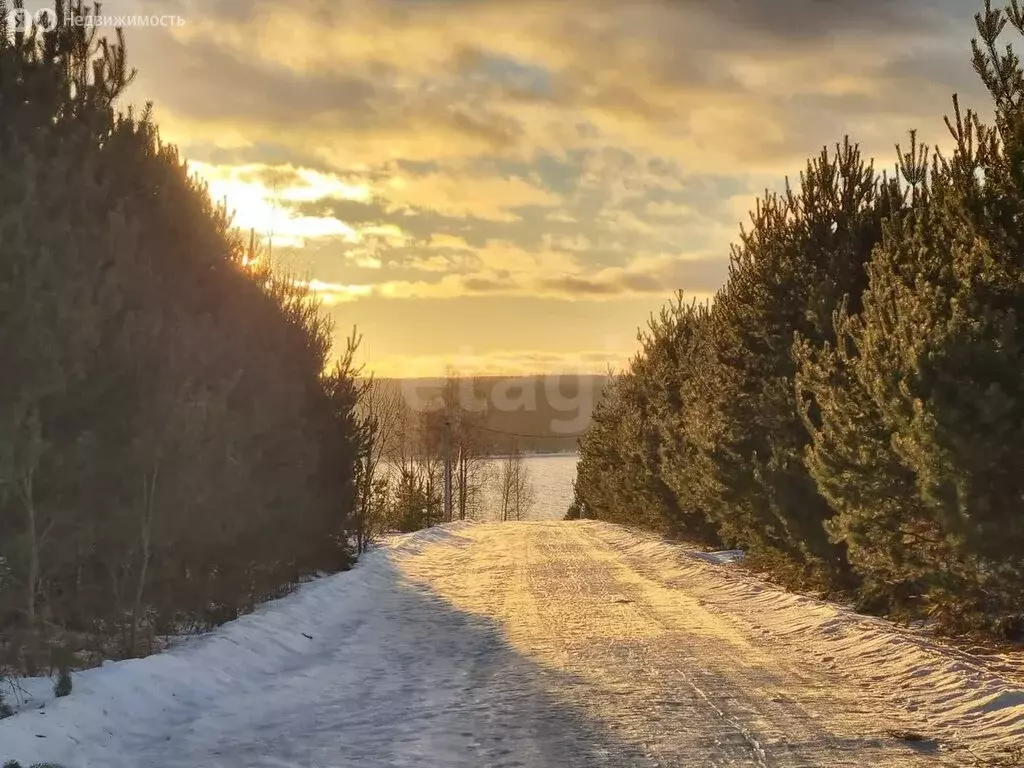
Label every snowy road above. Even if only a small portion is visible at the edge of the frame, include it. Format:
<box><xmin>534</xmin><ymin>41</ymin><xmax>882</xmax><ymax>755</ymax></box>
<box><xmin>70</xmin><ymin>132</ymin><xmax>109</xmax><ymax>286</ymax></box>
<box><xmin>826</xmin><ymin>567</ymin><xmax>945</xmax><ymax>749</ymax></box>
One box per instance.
<box><xmin>4</xmin><ymin>520</ymin><xmax>1023</xmax><ymax>767</ymax></box>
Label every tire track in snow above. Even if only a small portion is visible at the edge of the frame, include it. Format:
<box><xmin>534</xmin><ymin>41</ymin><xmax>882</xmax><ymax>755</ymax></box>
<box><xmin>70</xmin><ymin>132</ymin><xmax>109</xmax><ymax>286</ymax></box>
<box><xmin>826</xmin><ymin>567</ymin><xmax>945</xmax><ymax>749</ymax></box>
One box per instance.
<box><xmin>2</xmin><ymin>520</ymin><xmax>981</xmax><ymax>767</ymax></box>
<box><xmin>675</xmin><ymin>670</ymin><xmax>770</xmax><ymax>767</ymax></box>
<box><xmin>401</xmin><ymin>521</ymin><xmax>952</xmax><ymax>767</ymax></box>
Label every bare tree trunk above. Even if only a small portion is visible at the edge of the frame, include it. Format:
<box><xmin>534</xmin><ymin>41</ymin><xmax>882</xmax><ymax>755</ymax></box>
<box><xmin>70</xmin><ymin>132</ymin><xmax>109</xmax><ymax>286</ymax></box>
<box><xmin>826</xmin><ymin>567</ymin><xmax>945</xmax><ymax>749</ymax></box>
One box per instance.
<box><xmin>458</xmin><ymin>447</ymin><xmax>468</xmax><ymax>521</ymax></box>
<box><xmin>22</xmin><ymin>468</ymin><xmax>44</xmax><ymax>680</ymax></box>
<box><xmin>499</xmin><ymin>448</ymin><xmax>515</xmax><ymax>522</ymax></box>
<box><xmin>104</xmin><ymin>559</ymin><xmax>127</xmax><ymax>656</ymax></box>
<box><xmin>513</xmin><ymin>456</ymin><xmax>522</xmax><ymax>521</ymax></box>
<box><xmin>14</xmin><ymin>408</ymin><xmax>46</xmax><ymax>671</ymax></box>
<box><xmin>23</xmin><ymin>468</ymin><xmax>38</xmax><ymax>631</ymax></box>
<box><xmin>356</xmin><ymin>469</ymin><xmax>367</xmax><ymax>555</ymax></box>
<box><xmin>129</xmin><ymin>462</ymin><xmax>159</xmax><ymax>657</ymax></box>
<box><xmin>18</xmin><ymin>461</ymin><xmax>49</xmax><ymax>673</ymax></box>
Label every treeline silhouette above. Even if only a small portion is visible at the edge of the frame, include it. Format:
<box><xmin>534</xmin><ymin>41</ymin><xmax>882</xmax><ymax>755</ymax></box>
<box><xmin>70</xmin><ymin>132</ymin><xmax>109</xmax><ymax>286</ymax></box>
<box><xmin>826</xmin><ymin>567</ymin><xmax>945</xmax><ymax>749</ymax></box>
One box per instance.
<box><xmin>373</xmin><ymin>375</ymin><xmax>606</xmax><ymax>454</ymax></box>
<box><xmin>573</xmin><ymin>3</ymin><xmax>1024</xmax><ymax>639</ymax></box>
<box><xmin>0</xmin><ymin>3</ymin><xmax>363</xmax><ymax>674</ymax></box>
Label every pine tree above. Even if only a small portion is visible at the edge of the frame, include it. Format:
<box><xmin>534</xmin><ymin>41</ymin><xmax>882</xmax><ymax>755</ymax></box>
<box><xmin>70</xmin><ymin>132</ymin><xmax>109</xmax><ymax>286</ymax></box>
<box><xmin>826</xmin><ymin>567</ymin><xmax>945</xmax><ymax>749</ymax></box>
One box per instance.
<box><xmin>574</xmin><ymin>374</ymin><xmax>650</xmax><ymax>527</ymax></box>
<box><xmin>694</xmin><ymin>141</ymin><xmax>902</xmax><ymax>582</ymax></box>
<box><xmin>0</xmin><ymin>1</ymin><xmax>134</xmax><ymax>661</ymax></box>
<box><xmin>0</xmin><ymin>3</ymin><xmax>363</xmax><ymax>660</ymax></box>
<box><xmin>798</xmin><ymin>1</ymin><xmax>1024</xmax><ymax>633</ymax></box>
<box><xmin>638</xmin><ymin>294</ymin><xmax>722</xmax><ymax>544</ymax></box>
<box><xmin>795</xmin><ymin>295</ymin><xmax>957</xmax><ymax>616</ymax></box>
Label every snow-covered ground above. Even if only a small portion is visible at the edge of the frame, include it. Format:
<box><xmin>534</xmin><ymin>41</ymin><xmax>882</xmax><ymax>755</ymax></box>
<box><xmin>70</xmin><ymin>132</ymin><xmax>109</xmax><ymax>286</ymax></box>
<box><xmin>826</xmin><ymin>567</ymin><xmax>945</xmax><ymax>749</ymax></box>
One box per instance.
<box><xmin>2</xmin><ymin>520</ymin><xmax>1022</xmax><ymax>766</ymax></box>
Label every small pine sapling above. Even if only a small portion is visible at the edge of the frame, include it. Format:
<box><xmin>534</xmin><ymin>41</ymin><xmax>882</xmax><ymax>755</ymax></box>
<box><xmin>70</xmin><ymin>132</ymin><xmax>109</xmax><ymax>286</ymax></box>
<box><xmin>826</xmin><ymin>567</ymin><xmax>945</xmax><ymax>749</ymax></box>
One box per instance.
<box><xmin>53</xmin><ymin>667</ymin><xmax>72</xmax><ymax>699</ymax></box>
<box><xmin>51</xmin><ymin>646</ymin><xmax>73</xmax><ymax>698</ymax></box>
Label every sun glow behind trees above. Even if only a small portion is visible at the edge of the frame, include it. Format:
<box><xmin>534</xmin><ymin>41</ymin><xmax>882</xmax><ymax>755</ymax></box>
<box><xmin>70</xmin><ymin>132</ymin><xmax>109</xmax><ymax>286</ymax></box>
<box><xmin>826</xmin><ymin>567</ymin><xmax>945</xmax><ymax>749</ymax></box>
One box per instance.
<box><xmin>0</xmin><ymin>1</ymin><xmax>365</xmax><ymax>672</ymax></box>
<box><xmin>190</xmin><ymin>162</ymin><xmax>368</xmax><ymax>248</ymax></box>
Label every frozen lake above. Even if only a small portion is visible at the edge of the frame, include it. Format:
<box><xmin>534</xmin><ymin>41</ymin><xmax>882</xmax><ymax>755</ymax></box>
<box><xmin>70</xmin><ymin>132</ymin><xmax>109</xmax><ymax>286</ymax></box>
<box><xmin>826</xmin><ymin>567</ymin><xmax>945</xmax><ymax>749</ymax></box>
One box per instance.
<box><xmin>477</xmin><ymin>452</ymin><xmax>578</xmax><ymax>522</ymax></box>
<box><xmin>382</xmin><ymin>453</ymin><xmax>578</xmax><ymax>523</ymax></box>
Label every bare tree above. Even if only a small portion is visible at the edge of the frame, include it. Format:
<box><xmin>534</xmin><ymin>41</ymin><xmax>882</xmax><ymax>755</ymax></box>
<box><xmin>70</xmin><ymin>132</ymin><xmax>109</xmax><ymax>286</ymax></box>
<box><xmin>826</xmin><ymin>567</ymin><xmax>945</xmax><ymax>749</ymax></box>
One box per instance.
<box><xmin>415</xmin><ymin>408</ymin><xmax>446</xmax><ymax>525</ymax></box>
<box><xmin>440</xmin><ymin>374</ymin><xmax>491</xmax><ymax>521</ymax></box>
<box><xmin>354</xmin><ymin>378</ymin><xmax>404</xmax><ymax>552</ymax></box>
<box><xmin>383</xmin><ymin>397</ymin><xmax>446</xmax><ymax>531</ymax></box>
<box><xmin>497</xmin><ymin>439</ymin><xmax>535</xmax><ymax>522</ymax></box>
<box><xmin>512</xmin><ymin>452</ymin><xmax>536</xmax><ymax>522</ymax></box>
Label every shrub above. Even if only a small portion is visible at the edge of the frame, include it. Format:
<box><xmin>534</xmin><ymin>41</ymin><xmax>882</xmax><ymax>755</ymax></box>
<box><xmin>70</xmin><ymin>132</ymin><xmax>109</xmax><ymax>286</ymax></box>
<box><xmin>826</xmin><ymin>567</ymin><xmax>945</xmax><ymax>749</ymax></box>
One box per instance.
<box><xmin>53</xmin><ymin>668</ymin><xmax>71</xmax><ymax>699</ymax></box>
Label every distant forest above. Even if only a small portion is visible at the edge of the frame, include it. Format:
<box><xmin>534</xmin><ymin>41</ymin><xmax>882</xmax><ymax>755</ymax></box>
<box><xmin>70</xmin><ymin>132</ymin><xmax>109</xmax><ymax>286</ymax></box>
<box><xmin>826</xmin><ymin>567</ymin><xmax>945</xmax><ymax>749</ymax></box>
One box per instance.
<box><xmin>372</xmin><ymin>375</ymin><xmax>608</xmax><ymax>455</ymax></box>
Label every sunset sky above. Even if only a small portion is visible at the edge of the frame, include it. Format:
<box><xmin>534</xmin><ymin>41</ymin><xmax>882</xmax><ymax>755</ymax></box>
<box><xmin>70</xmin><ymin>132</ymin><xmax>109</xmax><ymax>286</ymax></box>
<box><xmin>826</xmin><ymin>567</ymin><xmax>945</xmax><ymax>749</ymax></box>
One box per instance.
<box><xmin>117</xmin><ymin>0</ymin><xmax>981</xmax><ymax>377</ymax></box>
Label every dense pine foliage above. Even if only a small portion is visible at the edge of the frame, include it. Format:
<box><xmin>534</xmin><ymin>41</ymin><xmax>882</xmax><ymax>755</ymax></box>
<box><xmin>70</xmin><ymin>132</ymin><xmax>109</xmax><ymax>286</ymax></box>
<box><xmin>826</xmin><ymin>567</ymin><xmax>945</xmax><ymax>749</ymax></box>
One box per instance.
<box><xmin>574</xmin><ymin>1</ymin><xmax>1024</xmax><ymax>637</ymax></box>
<box><xmin>0</xmin><ymin>3</ymin><xmax>363</xmax><ymax>671</ymax></box>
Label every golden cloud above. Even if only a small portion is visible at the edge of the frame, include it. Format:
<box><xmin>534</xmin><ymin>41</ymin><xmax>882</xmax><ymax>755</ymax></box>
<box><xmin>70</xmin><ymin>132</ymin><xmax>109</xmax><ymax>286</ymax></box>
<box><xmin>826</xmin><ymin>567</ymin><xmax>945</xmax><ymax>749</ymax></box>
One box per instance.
<box><xmin>143</xmin><ymin>0</ymin><xmax>973</xmax><ymax>177</ymax></box>
<box><xmin>381</xmin><ymin>171</ymin><xmax>563</xmax><ymax>221</ymax></box>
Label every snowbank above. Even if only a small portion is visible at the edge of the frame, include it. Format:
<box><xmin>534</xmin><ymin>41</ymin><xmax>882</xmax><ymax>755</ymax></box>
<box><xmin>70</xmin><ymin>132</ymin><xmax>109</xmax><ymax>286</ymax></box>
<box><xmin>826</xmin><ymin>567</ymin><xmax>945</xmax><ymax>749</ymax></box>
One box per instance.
<box><xmin>0</xmin><ymin>523</ymin><xmax>474</xmax><ymax>767</ymax></box>
<box><xmin>586</xmin><ymin>521</ymin><xmax>1024</xmax><ymax>760</ymax></box>
<box><xmin>689</xmin><ymin>549</ymin><xmax>745</xmax><ymax>565</ymax></box>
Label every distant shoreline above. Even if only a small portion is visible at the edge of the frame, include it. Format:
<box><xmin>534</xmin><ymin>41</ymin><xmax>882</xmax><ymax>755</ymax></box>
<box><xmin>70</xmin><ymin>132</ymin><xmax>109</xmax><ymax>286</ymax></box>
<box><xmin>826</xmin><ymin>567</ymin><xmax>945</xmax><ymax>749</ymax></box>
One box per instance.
<box><xmin>506</xmin><ymin>450</ymin><xmax>578</xmax><ymax>458</ymax></box>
